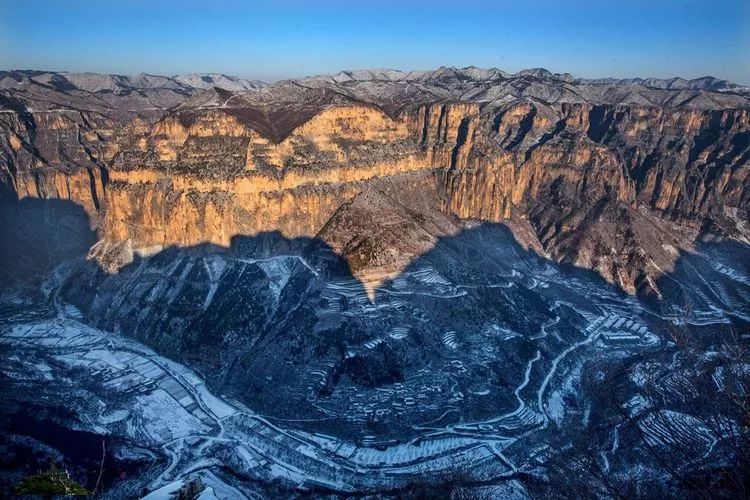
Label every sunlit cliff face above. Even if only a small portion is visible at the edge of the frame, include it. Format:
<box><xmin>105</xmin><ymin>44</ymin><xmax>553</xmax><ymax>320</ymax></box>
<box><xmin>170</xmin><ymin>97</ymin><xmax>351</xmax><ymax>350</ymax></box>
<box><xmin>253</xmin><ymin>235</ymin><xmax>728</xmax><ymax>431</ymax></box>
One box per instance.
<box><xmin>2</xmin><ymin>70</ymin><xmax>749</xmax><ymax>297</ymax></box>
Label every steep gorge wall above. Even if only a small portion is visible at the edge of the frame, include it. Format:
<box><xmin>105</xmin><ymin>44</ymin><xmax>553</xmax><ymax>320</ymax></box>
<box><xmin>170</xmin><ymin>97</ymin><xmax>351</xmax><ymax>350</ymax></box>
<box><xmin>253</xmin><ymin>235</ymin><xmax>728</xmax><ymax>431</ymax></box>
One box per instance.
<box><xmin>588</xmin><ymin>105</ymin><xmax>750</xmax><ymax>218</ymax></box>
<box><xmin>98</xmin><ymin>103</ymin><xmax>480</xmax><ymax>248</ymax></box>
<box><xmin>441</xmin><ymin>103</ymin><xmax>750</xmax><ymax>223</ymax></box>
<box><xmin>2</xmin><ymin>97</ymin><xmax>748</xmax><ymax>293</ymax></box>
<box><xmin>0</xmin><ymin>109</ymin><xmax>116</xmax><ymax>219</ymax></box>
<box><xmin>439</xmin><ymin>102</ymin><xmax>750</xmax><ymax>291</ymax></box>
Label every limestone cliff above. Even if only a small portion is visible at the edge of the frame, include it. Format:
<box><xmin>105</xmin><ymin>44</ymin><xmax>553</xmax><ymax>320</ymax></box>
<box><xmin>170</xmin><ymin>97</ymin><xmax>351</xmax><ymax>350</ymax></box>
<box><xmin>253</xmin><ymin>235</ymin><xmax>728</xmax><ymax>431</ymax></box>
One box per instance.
<box><xmin>1</xmin><ymin>68</ymin><xmax>749</xmax><ymax>296</ymax></box>
<box><xmin>440</xmin><ymin>102</ymin><xmax>749</xmax><ymax>292</ymax></box>
<box><xmin>99</xmin><ymin>102</ymin><xmax>443</xmax><ymax>247</ymax></box>
<box><xmin>0</xmin><ymin>109</ymin><xmax>113</xmax><ymax>218</ymax></box>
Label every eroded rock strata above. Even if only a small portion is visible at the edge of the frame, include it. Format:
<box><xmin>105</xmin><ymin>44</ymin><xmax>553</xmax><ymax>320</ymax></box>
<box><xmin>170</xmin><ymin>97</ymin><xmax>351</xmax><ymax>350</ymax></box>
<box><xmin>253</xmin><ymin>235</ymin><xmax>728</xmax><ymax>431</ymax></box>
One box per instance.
<box><xmin>1</xmin><ymin>67</ymin><xmax>749</xmax><ymax>295</ymax></box>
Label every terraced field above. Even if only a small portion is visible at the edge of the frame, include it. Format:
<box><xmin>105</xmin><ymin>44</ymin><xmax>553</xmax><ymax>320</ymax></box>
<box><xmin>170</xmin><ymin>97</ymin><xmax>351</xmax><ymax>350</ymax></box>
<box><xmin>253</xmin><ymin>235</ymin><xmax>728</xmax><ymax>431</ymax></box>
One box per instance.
<box><xmin>2</xmin><ymin>228</ymin><xmax>748</xmax><ymax>497</ymax></box>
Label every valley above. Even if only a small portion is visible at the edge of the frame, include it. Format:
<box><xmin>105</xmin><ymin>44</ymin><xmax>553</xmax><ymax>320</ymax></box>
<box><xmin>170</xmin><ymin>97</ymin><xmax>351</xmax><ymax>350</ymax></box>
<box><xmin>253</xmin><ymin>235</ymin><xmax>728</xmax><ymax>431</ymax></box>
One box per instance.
<box><xmin>2</xmin><ymin>220</ymin><xmax>749</xmax><ymax>497</ymax></box>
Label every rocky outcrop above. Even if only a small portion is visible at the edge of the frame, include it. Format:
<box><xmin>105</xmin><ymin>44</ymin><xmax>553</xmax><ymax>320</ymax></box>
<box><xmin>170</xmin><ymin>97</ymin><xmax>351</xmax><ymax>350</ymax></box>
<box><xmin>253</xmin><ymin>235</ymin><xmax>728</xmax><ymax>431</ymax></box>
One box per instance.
<box><xmin>440</xmin><ymin>102</ymin><xmax>750</xmax><ymax>292</ymax></box>
<box><xmin>0</xmin><ymin>108</ymin><xmax>113</xmax><ymax>219</ymax></box>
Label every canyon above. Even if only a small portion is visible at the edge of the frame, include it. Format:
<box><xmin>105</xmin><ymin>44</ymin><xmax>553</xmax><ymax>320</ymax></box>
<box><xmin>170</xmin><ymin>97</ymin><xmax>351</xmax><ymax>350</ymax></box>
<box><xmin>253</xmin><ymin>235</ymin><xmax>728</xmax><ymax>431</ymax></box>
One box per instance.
<box><xmin>1</xmin><ymin>67</ymin><xmax>749</xmax><ymax>498</ymax></box>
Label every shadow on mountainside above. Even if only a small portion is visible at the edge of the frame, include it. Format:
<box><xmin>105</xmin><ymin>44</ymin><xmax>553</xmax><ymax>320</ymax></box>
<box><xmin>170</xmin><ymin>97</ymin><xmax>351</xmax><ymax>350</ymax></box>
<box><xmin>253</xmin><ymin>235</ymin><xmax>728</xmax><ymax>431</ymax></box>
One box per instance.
<box><xmin>1</xmin><ymin>196</ymin><xmax>747</xmax><ymax>391</ymax></box>
<box><xmin>2</xmin><ymin>197</ymin><xmax>750</xmax><ymax>496</ymax></box>
<box><xmin>652</xmin><ymin>237</ymin><xmax>750</xmax><ymax>319</ymax></box>
<box><xmin>2</xmin><ymin>198</ymin><xmax>748</xmax><ymax>411</ymax></box>
<box><xmin>38</xmin><ymin>203</ymin><xmax>747</xmax><ymax>435</ymax></box>
<box><xmin>0</xmin><ymin>194</ymin><xmax>97</xmax><ymax>288</ymax></box>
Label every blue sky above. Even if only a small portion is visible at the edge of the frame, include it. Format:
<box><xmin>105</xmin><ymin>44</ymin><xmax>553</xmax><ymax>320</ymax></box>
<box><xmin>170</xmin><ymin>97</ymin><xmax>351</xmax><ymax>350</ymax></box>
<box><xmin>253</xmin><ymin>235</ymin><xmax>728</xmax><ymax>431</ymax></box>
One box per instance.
<box><xmin>1</xmin><ymin>0</ymin><xmax>748</xmax><ymax>83</ymax></box>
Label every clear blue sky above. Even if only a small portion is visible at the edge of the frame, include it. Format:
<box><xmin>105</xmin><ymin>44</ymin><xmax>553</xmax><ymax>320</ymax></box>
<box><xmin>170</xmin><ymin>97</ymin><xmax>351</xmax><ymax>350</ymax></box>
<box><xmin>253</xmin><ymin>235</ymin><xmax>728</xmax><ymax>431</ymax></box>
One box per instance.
<box><xmin>1</xmin><ymin>0</ymin><xmax>748</xmax><ymax>83</ymax></box>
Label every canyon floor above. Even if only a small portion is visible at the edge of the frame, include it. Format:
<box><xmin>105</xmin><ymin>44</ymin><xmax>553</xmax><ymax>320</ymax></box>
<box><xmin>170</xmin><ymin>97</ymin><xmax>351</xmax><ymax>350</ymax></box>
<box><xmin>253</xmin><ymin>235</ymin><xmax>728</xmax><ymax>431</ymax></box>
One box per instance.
<box><xmin>2</xmin><ymin>215</ymin><xmax>749</xmax><ymax>498</ymax></box>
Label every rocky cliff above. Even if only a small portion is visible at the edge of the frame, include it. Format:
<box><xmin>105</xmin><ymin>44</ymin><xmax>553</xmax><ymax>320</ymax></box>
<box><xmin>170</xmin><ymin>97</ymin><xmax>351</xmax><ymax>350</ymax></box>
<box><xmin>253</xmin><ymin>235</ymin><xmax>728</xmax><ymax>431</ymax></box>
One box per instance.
<box><xmin>1</xmin><ymin>67</ymin><xmax>749</xmax><ymax>296</ymax></box>
<box><xmin>441</xmin><ymin>102</ymin><xmax>750</xmax><ymax>292</ymax></box>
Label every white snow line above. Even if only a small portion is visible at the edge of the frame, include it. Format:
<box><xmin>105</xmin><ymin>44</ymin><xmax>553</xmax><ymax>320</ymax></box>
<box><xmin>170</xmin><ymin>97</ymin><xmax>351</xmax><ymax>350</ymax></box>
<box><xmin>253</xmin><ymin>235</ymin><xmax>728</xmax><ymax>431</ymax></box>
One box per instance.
<box><xmin>538</xmin><ymin>322</ymin><xmax>603</xmax><ymax>426</ymax></box>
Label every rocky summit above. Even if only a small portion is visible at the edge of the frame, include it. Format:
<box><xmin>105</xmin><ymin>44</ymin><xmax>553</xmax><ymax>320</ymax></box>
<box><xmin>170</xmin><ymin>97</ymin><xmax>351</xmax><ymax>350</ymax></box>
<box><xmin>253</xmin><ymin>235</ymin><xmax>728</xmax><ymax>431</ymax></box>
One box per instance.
<box><xmin>1</xmin><ymin>67</ymin><xmax>749</xmax><ymax>498</ymax></box>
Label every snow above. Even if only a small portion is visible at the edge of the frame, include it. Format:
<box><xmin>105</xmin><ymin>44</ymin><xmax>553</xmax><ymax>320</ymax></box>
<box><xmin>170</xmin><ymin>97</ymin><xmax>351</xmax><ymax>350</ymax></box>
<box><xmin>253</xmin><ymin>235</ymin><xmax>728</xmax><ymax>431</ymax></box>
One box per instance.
<box><xmin>202</xmin><ymin>256</ymin><xmax>227</xmax><ymax>310</ymax></box>
<box><xmin>4</xmin><ymin>231</ymin><xmax>748</xmax><ymax>495</ymax></box>
<box><xmin>136</xmin><ymin>389</ymin><xmax>209</xmax><ymax>443</ymax></box>
<box><xmin>547</xmin><ymin>390</ymin><xmax>564</xmax><ymax>423</ymax></box>
<box><xmin>100</xmin><ymin>409</ymin><xmax>130</xmax><ymax>424</ymax></box>
<box><xmin>197</xmin><ymin>487</ymin><xmax>220</xmax><ymax>500</ymax></box>
<box><xmin>625</xmin><ymin>395</ymin><xmax>650</xmax><ymax>417</ymax></box>
<box><xmin>348</xmin><ymin>436</ymin><xmax>483</xmax><ymax>467</ymax></box>
<box><xmin>141</xmin><ymin>479</ymin><xmax>185</xmax><ymax>500</ymax></box>
<box><xmin>84</xmin><ymin>349</ymin><xmax>128</xmax><ymax>370</ymax></box>
<box><xmin>194</xmin><ymin>384</ymin><xmax>236</xmax><ymax>419</ymax></box>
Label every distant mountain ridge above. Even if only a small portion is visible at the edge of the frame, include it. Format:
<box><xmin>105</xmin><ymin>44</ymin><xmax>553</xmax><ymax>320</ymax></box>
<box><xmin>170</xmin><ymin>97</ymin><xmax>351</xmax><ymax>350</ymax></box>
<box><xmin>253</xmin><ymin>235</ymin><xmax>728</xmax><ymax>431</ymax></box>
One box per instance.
<box><xmin>300</xmin><ymin>65</ymin><xmax>747</xmax><ymax>92</ymax></box>
<box><xmin>1</xmin><ymin>66</ymin><xmax>746</xmax><ymax>95</ymax></box>
<box><xmin>0</xmin><ymin>70</ymin><xmax>266</xmax><ymax>93</ymax></box>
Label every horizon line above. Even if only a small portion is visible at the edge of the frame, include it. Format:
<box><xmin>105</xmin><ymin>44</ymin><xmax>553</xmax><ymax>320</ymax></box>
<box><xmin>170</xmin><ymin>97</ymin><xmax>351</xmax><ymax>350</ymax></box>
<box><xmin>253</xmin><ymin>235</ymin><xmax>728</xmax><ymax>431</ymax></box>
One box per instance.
<box><xmin>3</xmin><ymin>65</ymin><xmax>747</xmax><ymax>87</ymax></box>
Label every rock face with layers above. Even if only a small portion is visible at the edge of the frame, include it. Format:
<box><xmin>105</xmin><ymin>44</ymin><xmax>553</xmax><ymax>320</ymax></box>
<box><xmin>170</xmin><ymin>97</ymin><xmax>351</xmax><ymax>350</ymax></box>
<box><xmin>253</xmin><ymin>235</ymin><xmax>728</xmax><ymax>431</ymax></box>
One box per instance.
<box><xmin>1</xmin><ymin>66</ymin><xmax>749</xmax><ymax>295</ymax></box>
